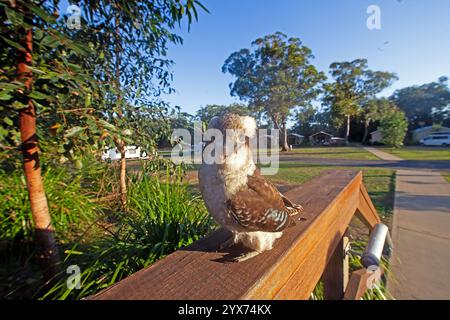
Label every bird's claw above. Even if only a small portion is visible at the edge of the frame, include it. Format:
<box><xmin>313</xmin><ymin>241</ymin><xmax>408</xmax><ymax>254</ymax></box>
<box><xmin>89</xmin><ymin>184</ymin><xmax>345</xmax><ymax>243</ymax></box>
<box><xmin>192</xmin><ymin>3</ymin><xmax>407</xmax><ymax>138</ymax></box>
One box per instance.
<box><xmin>232</xmin><ymin>251</ymin><xmax>260</xmax><ymax>263</ymax></box>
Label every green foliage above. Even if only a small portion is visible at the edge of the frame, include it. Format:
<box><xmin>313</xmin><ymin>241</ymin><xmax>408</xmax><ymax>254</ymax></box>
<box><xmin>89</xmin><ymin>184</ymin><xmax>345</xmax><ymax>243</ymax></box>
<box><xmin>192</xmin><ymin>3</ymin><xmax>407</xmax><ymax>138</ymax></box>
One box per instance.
<box><xmin>292</xmin><ymin>106</ymin><xmax>333</xmax><ymax>137</ymax></box>
<box><xmin>390</xmin><ymin>77</ymin><xmax>450</xmax><ymax>129</ymax></box>
<box><xmin>361</xmin><ymin>98</ymin><xmax>399</xmax><ymax>143</ymax></box>
<box><xmin>0</xmin><ymin>165</ymin><xmax>101</xmax><ymax>242</ymax></box>
<box><xmin>0</xmin><ymin>0</ymin><xmax>209</xmax><ymax>167</ymax></box>
<box><xmin>379</xmin><ymin>109</ymin><xmax>408</xmax><ymax>148</ymax></box>
<box><xmin>40</xmin><ymin>166</ymin><xmax>215</xmax><ymax>300</ymax></box>
<box><xmin>323</xmin><ymin>59</ymin><xmax>397</xmax><ymax>139</ymax></box>
<box><xmin>0</xmin><ymin>0</ymin><xmax>105</xmax><ymax>164</ymax></box>
<box><xmin>196</xmin><ymin>103</ymin><xmax>254</xmax><ymax>124</ymax></box>
<box><xmin>222</xmin><ymin>32</ymin><xmax>325</xmax><ymax>129</ymax></box>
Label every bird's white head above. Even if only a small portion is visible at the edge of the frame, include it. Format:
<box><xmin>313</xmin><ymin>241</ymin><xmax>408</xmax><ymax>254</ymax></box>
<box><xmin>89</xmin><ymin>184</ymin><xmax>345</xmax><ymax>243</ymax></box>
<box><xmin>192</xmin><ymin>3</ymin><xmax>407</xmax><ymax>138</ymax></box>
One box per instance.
<box><xmin>207</xmin><ymin>113</ymin><xmax>257</xmax><ymax>173</ymax></box>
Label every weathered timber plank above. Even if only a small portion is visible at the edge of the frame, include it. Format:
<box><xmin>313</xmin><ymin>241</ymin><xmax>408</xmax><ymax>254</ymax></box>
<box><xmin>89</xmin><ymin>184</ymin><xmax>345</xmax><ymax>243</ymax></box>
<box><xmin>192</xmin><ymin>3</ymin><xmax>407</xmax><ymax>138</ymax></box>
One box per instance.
<box><xmin>343</xmin><ymin>268</ymin><xmax>384</xmax><ymax>300</ymax></box>
<box><xmin>91</xmin><ymin>170</ymin><xmax>364</xmax><ymax>300</ymax></box>
<box><xmin>343</xmin><ymin>269</ymin><xmax>368</xmax><ymax>300</ymax></box>
<box><xmin>249</xmin><ymin>170</ymin><xmax>362</xmax><ymax>299</ymax></box>
<box><xmin>323</xmin><ymin>237</ymin><xmax>347</xmax><ymax>300</ymax></box>
<box><xmin>356</xmin><ymin>183</ymin><xmax>381</xmax><ymax>229</ymax></box>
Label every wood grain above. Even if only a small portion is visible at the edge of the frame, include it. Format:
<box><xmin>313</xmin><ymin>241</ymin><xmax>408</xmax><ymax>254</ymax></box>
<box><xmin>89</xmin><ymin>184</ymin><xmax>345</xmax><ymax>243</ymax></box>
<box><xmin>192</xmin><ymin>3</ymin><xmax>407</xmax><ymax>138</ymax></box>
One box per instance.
<box><xmin>90</xmin><ymin>170</ymin><xmax>380</xmax><ymax>300</ymax></box>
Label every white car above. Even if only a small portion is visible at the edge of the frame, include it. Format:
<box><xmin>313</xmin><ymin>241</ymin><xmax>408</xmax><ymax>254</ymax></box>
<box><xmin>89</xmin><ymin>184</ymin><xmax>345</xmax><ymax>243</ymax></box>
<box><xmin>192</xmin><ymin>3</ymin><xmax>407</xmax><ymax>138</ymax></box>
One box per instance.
<box><xmin>102</xmin><ymin>146</ymin><xmax>144</xmax><ymax>161</ymax></box>
<box><xmin>420</xmin><ymin>134</ymin><xmax>450</xmax><ymax>147</ymax></box>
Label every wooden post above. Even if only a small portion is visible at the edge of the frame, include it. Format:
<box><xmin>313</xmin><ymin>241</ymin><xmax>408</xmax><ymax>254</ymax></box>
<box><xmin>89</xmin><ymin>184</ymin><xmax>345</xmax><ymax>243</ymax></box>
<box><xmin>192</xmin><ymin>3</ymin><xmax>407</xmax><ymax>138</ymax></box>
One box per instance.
<box><xmin>323</xmin><ymin>236</ymin><xmax>349</xmax><ymax>300</ymax></box>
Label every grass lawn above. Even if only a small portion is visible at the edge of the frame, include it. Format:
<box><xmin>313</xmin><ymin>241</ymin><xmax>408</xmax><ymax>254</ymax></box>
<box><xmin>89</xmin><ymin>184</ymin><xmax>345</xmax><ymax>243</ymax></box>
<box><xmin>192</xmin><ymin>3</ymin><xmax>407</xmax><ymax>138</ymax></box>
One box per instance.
<box><xmin>187</xmin><ymin>161</ymin><xmax>395</xmax><ymax>227</ymax></box>
<box><xmin>267</xmin><ymin>162</ymin><xmax>395</xmax><ymax>224</ymax></box>
<box><xmin>286</xmin><ymin>147</ymin><xmax>380</xmax><ymax>160</ymax></box>
<box><xmin>158</xmin><ymin>146</ymin><xmax>380</xmax><ymax>161</ymax></box>
<box><xmin>443</xmin><ymin>173</ymin><xmax>450</xmax><ymax>183</ymax></box>
<box><xmin>378</xmin><ymin>146</ymin><xmax>450</xmax><ymax>161</ymax></box>
<box><xmin>267</xmin><ymin>162</ymin><xmax>395</xmax><ymax>300</ymax></box>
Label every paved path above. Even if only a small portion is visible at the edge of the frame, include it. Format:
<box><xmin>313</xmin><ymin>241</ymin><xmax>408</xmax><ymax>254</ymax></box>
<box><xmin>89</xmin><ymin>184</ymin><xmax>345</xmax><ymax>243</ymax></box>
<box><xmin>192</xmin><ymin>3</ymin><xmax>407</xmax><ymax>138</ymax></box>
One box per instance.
<box><xmin>363</xmin><ymin>147</ymin><xmax>403</xmax><ymax>161</ymax></box>
<box><xmin>388</xmin><ymin>170</ymin><xmax>450</xmax><ymax>299</ymax></box>
<box><xmin>364</xmin><ymin>147</ymin><xmax>450</xmax><ymax>299</ymax></box>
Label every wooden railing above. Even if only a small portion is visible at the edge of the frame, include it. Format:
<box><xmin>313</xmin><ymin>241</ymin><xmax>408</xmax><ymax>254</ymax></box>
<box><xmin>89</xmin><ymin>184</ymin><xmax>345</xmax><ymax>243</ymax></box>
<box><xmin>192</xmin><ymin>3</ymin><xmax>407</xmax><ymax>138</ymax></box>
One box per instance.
<box><xmin>91</xmin><ymin>170</ymin><xmax>381</xmax><ymax>300</ymax></box>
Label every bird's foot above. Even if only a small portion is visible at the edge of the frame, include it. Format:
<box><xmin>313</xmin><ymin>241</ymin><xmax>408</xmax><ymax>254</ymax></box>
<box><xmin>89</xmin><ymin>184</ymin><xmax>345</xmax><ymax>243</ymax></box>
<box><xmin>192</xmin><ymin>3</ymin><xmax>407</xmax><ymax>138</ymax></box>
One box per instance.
<box><xmin>232</xmin><ymin>251</ymin><xmax>260</xmax><ymax>263</ymax></box>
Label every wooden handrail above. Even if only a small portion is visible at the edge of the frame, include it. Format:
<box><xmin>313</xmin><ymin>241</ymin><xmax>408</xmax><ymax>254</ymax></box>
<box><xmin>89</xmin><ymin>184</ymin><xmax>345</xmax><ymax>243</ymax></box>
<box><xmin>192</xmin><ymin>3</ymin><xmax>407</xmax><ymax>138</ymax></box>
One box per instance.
<box><xmin>91</xmin><ymin>170</ymin><xmax>381</xmax><ymax>300</ymax></box>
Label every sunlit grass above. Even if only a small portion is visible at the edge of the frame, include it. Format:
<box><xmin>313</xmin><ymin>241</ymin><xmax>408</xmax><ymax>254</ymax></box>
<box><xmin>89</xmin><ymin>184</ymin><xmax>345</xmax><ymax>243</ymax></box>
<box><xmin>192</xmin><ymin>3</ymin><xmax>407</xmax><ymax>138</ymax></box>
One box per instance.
<box><xmin>267</xmin><ymin>162</ymin><xmax>395</xmax><ymax>222</ymax></box>
<box><xmin>378</xmin><ymin>146</ymin><xmax>450</xmax><ymax>161</ymax></box>
<box><xmin>442</xmin><ymin>173</ymin><xmax>450</xmax><ymax>183</ymax></box>
<box><xmin>272</xmin><ymin>162</ymin><xmax>396</xmax><ymax>301</ymax></box>
<box><xmin>287</xmin><ymin>147</ymin><xmax>380</xmax><ymax>160</ymax></box>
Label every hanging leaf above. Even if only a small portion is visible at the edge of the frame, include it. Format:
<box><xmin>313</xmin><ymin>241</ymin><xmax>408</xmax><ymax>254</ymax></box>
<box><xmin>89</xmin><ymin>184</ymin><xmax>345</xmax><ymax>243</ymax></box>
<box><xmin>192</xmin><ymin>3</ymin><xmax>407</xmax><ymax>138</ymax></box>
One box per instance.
<box><xmin>0</xmin><ymin>92</ymin><xmax>12</xmax><ymax>101</ymax></box>
<box><xmin>29</xmin><ymin>91</ymin><xmax>50</xmax><ymax>100</ymax></box>
<box><xmin>3</xmin><ymin>117</ymin><xmax>13</xmax><ymax>126</ymax></box>
<box><xmin>40</xmin><ymin>35</ymin><xmax>60</xmax><ymax>48</ymax></box>
<box><xmin>4</xmin><ymin>6</ymin><xmax>24</xmax><ymax>25</ymax></box>
<box><xmin>85</xmin><ymin>94</ymin><xmax>92</xmax><ymax>107</ymax></box>
<box><xmin>0</xmin><ymin>36</ymin><xmax>26</xmax><ymax>51</ymax></box>
<box><xmin>64</xmin><ymin>126</ymin><xmax>85</xmax><ymax>138</ymax></box>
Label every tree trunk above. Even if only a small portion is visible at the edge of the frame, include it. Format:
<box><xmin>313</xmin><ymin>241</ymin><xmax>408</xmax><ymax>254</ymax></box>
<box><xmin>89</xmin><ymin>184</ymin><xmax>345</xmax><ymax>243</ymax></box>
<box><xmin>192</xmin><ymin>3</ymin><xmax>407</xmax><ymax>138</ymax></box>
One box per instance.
<box><xmin>345</xmin><ymin>114</ymin><xmax>351</xmax><ymax>145</ymax></box>
<box><xmin>269</xmin><ymin>112</ymin><xmax>289</xmax><ymax>152</ymax></box>
<box><xmin>362</xmin><ymin>119</ymin><xmax>370</xmax><ymax>144</ymax></box>
<box><xmin>281</xmin><ymin>121</ymin><xmax>290</xmax><ymax>152</ymax></box>
<box><xmin>115</xmin><ymin>14</ymin><xmax>127</xmax><ymax>211</ymax></box>
<box><xmin>18</xmin><ymin>25</ymin><xmax>59</xmax><ymax>281</ymax></box>
<box><xmin>119</xmin><ymin>142</ymin><xmax>127</xmax><ymax>210</ymax></box>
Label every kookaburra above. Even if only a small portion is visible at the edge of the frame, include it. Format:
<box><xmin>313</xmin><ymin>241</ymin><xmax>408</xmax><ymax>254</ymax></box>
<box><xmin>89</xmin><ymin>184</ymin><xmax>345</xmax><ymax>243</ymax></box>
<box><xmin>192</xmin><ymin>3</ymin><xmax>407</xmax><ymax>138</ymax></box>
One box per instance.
<box><xmin>199</xmin><ymin>113</ymin><xmax>303</xmax><ymax>262</ymax></box>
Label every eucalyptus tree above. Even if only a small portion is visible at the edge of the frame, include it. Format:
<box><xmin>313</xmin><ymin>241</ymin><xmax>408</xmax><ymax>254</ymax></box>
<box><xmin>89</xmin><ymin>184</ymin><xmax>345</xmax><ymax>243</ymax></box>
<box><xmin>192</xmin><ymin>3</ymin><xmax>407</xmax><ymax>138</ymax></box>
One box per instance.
<box><xmin>390</xmin><ymin>77</ymin><xmax>450</xmax><ymax>129</ymax></box>
<box><xmin>0</xmin><ymin>0</ymin><xmax>106</xmax><ymax>280</ymax></box>
<box><xmin>196</xmin><ymin>103</ymin><xmax>253</xmax><ymax>124</ymax></box>
<box><xmin>0</xmin><ymin>0</ymin><xmax>206</xmax><ymax>279</ymax></box>
<box><xmin>222</xmin><ymin>32</ymin><xmax>325</xmax><ymax>151</ymax></box>
<box><xmin>72</xmin><ymin>0</ymin><xmax>208</xmax><ymax>210</ymax></box>
<box><xmin>361</xmin><ymin>98</ymin><xmax>396</xmax><ymax>143</ymax></box>
<box><xmin>323</xmin><ymin>59</ymin><xmax>397</xmax><ymax>143</ymax></box>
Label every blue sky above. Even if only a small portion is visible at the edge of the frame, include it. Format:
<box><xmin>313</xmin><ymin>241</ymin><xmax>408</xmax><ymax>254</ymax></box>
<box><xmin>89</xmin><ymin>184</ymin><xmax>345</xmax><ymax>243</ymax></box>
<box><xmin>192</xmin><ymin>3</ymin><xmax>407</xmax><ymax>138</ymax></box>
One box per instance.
<box><xmin>161</xmin><ymin>0</ymin><xmax>450</xmax><ymax>115</ymax></box>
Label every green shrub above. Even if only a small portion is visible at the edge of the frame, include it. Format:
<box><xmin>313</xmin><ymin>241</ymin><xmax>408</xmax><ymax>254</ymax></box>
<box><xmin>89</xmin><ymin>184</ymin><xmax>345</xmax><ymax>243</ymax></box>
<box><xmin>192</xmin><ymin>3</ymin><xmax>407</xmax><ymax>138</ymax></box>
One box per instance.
<box><xmin>40</xmin><ymin>166</ymin><xmax>215</xmax><ymax>300</ymax></box>
<box><xmin>0</xmin><ymin>167</ymin><xmax>101</xmax><ymax>242</ymax></box>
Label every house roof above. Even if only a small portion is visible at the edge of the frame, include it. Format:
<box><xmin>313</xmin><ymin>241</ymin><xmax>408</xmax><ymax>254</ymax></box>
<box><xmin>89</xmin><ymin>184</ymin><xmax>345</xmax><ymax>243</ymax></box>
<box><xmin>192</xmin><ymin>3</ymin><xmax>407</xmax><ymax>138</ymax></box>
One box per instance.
<box><xmin>413</xmin><ymin>126</ymin><xmax>450</xmax><ymax>133</ymax></box>
<box><xmin>310</xmin><ymin>131</ymin><xmax>333</xmax><ymax>137</ymax></box>
<box><xmin>288</xmin><ymin>133</ymin><xmax>305</xmax><ymax>138</ymax></box>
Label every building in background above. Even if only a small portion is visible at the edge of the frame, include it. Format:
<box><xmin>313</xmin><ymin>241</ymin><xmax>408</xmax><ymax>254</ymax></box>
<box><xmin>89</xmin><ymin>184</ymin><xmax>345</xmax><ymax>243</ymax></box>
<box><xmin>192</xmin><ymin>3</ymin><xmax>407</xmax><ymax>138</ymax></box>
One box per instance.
<box><xmin>411</xmin><ymin>126</ymin><xmax>450</xmax><ymax>143</ymax></box>
<box><xmin>370</xmin><ymin>129</ymin><xmax>383</xmax><ymax>144</ymax></box>
<box><xmin>287</xmin><ymin>133</ymin><xmax>305</xmax><ymax>147</ymax></box>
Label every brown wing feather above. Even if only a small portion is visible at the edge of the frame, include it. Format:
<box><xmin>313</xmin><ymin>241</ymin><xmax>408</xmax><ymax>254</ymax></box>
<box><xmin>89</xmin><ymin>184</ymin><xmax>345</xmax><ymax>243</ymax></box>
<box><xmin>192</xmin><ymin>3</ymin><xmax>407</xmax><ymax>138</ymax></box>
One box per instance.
<box><xmin>226</xmin><ymin>173</ymin><xmax>291</xmax><ymax>232</ymax></box>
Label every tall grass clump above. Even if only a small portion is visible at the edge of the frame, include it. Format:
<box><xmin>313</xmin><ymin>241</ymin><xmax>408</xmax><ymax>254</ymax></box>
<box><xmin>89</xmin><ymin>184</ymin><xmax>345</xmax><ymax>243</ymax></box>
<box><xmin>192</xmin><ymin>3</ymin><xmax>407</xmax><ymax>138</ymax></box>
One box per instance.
<box><xmin>0</xmin><ymin>160</ymin><xmax>107</xmax><ymax>299</ymax></box>
<box><xmin>40</xmin><ymin>165</ymin><xmax>215</xmax><ymax>300</ymax></box>
<box><xmin>0</xmin><ymin>166</ymin><xmax>101</xmax><ymax>243</ymax></box>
